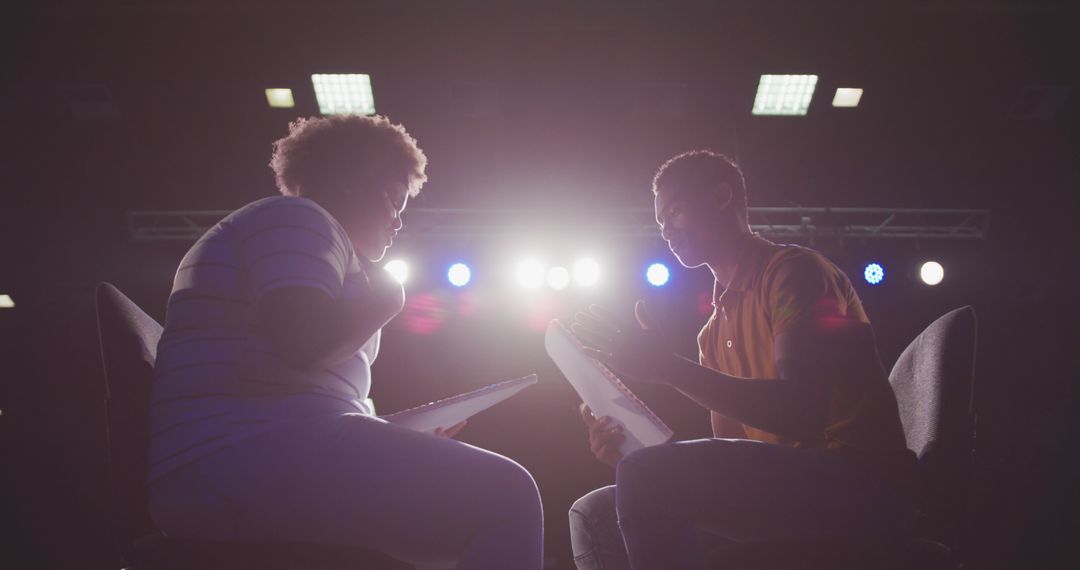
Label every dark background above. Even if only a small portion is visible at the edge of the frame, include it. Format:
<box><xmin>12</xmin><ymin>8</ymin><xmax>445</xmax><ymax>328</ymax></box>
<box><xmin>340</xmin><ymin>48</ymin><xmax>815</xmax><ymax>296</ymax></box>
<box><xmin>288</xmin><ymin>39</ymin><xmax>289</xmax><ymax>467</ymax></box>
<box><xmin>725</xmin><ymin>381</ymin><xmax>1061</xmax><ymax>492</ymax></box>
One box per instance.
<box><xmin>1</xmin><ymin>1</ymin><xmax>1078</xmax><ymax>568</ymax></box>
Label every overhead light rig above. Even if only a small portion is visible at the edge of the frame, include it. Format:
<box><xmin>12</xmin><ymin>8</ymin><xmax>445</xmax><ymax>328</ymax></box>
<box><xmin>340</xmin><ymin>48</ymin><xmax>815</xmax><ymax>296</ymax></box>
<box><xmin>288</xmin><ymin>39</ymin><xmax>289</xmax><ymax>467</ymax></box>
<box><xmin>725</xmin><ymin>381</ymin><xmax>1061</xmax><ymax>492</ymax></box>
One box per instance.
<box><xmin>128</xmin><ymin>207</ymin><xmax>990</xmax><ymax>242</ymax></box>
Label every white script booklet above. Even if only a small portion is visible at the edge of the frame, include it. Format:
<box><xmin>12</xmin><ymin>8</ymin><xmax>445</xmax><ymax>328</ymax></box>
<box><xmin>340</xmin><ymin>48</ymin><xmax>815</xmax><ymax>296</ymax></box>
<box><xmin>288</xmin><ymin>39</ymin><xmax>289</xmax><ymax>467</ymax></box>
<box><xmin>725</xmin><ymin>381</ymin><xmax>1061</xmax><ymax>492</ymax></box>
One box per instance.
<box><xmin>382</xmin><ymin>374</ymin><xmax>538</xmax><ymax>433</ymax></box>
<box><xmin>545</xmin><ymin>320</ymin><xmax>673</xmax><ymax>455</ymax></box>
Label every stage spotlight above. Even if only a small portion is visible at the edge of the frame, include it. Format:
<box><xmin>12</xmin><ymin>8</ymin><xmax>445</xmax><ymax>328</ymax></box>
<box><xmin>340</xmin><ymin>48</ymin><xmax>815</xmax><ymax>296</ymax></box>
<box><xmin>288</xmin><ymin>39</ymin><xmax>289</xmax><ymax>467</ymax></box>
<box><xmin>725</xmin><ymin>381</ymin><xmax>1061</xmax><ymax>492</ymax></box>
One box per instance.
<box><xmin>384</xmin><ymin>259</ymin><xmax>409</xmax><ymax>284</ymax></box>
<box><xmin>752</xmin><ymin>74</ymin><xmax>818</xmax><ymax>116</ymax></box>
<box><xmin>863</xmin><ymin>263</ymin><xmax>885</xmax><ymax>285</ymax></box>
<box><xmin>516</xmin><ymin>259</ymin><xmax>546</xmax><ymax>289</ymax></box>
<box><xmin>311</xmin><ymin>74</ymin><xmax>376</xmax><ymax>116</ymax></box>
<box><xmin>832</xmin><ymin>87</ymin><xmax>863</xmax><ymax>108</ymax></box>
<box><xmin>646</xmin><ymin>263</ymin><xmax>670</xmax><ymax>287</ymax></box>
<box><xmin>572</xmin><ymin>258</ymin><xmax>600</xmax><ymax>287</ymax></box>
<box><xmin>920</xmin><ymin>261</ymin><xmax>944</xmax><ymax>286</ymax></box>
<box><xmin>264</xmin><ymin>88</ymin><xmax>295</xmax><ymax>108</ymax></box>
<box><xmin>447</xmin><ymin>263</ymin><xmax>471</xmax><ymax>287</ymax></box>
<box><xmin>0</xmin><ymin>294</ymin><xmax>13</xmax><ymax>309</ymax></box>
<box><xmin>547</xmin><ymin>266</ymin><xmax>571</xmax><ymax>291</ymax></box>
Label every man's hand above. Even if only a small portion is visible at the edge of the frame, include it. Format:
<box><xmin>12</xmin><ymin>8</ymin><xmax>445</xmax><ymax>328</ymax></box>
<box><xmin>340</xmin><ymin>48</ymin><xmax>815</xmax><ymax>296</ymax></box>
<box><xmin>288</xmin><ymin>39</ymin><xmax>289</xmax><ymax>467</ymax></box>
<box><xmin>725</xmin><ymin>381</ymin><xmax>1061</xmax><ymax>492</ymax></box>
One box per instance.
<box><xmin>434</xmin><ymin>420</ymin><xmax>468</xmax><ymax>439</ymax></box>
<box><xmin>580</xmin><ymin>404</ymin><xmax>625</xmax><ymax>467</ymax></box>
<box><xmin>570</xmin><ymin>301</ymin><xmax>675</xmax><ymax>385</ymax></box>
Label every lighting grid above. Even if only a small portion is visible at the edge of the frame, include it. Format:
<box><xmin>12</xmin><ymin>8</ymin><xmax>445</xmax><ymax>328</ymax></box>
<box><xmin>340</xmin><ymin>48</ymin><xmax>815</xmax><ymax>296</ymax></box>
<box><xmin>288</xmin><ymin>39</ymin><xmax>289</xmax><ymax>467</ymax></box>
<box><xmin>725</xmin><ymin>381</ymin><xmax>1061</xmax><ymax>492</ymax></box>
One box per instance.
<box><xmin>863</xmin><ymin>263</ymin><xmax>885</xmax><ymax>285</ymax></box>
<box><xmin>832</xmin><ymin>87</ymin><xmax>863</xmax><ymax>108</ymax></box>
<box><xmin>752</xmin><ymin>74</ymin><xmax>818</xmax><ymax>116</ymax></box>
<box><xmin>264</xmin><ymin>88</ymin><xmax>295</xmax><ymax>108</ymax></box>
<box><xmin>311</xmin><ymin>74</ymin><xmax>376</xmax><ymax>116</ymax></box>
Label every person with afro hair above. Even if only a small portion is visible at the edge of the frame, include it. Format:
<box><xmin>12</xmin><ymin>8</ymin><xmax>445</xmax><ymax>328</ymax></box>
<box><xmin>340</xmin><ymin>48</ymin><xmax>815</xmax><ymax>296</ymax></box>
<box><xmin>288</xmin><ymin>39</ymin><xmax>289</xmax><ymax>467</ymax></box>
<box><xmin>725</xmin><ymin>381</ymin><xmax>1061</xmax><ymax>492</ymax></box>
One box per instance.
<box><xmin>147</xmin><ymin>114</ymin><xmax>543</xmax><ymax>569</ymax></box>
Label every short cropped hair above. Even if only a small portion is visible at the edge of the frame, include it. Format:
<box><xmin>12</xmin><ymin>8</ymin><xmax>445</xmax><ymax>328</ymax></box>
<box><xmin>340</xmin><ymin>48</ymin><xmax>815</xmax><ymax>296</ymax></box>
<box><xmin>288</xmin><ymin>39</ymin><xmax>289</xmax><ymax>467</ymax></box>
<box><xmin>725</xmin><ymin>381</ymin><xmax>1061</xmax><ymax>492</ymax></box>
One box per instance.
<box><xmin>651</xmin><ymin>150</ymin><xmax>747</xmax><ymax>212</ymax></box>
<box><xmin>269</xmin><ymin>114</ymin><xmax>427</xmax><ymax>198</ymax></box>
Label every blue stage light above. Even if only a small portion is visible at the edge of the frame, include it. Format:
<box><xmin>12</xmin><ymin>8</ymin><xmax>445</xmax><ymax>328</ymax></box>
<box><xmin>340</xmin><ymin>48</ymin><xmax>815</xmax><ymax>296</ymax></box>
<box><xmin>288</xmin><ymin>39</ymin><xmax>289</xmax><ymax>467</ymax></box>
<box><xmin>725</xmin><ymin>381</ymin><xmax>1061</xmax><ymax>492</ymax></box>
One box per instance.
<box><xmin>447</xmin><ymin>263</ymin><xmax>471</xmax><ymax>287</ymax></box>
<box><xmin>646</xmin><ymin>263</ymin><xmax>670</xmax><ymax>287</ymax></box>
<box><xmin>864</xmin><ymin>263</ymin><xmax>885</xmax><ymax>285</ymax></box>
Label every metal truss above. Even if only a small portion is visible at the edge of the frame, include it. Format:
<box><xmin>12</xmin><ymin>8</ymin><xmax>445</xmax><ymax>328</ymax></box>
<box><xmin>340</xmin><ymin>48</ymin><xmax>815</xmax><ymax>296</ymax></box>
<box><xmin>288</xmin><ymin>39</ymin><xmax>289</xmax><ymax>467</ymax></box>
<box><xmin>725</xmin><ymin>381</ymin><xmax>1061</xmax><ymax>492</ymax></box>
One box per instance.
<box><xmin>128</xmin><ymin>207</ymin><xmax>990</xmax><ymax>242</ymax></box>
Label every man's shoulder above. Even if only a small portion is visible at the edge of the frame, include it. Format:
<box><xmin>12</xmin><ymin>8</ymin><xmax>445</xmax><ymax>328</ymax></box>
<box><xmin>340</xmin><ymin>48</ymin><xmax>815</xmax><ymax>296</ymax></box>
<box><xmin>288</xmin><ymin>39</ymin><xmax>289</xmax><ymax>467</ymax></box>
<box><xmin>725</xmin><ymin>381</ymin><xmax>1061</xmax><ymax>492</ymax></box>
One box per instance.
<box><xmin>760</xmin><ymin>241</ymin><xmax>844</xmax><ymax>285</ymax></box>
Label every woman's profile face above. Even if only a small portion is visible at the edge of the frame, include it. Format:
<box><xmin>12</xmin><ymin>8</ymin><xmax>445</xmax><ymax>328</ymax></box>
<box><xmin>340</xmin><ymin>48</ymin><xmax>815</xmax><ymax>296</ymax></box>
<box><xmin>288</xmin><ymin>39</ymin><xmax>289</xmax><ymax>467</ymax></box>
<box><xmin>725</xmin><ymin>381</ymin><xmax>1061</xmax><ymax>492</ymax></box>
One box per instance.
<box><xmin>329</xmin><ymin>176</ymin><xmax>410</xmax><ymax>263</ymax></box>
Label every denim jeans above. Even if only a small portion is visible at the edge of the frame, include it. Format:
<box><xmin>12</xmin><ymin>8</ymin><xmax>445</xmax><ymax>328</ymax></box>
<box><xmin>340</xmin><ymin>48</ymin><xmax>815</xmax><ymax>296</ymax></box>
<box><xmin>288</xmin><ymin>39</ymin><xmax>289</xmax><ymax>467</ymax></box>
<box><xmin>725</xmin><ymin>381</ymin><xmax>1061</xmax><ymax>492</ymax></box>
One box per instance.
<box><xmin>149</xmin><ymin>413</ymin><xmax>544</xmax><ymax>570</ymax></box>
<box><xmin>569</xmin><ymin>439</ymin><xmax>914</xmax><ymax>570</ymax></box>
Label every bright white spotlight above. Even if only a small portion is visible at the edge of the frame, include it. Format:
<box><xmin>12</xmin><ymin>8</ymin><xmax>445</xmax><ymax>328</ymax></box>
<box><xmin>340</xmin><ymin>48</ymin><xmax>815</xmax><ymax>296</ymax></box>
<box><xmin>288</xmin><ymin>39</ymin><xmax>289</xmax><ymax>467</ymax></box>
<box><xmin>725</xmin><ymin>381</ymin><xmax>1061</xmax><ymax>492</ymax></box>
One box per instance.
<box><xmin>572</xmin><ymin>258</ymin><xmax>600</xmax><ymax>287</ymax></box>
<box><xmin>646</xmin><ymin>263</ymin><xmax>670</xmax><ymax>287</ymax></box>
<box><xmin>752</xmin><ymin>74</ymin><xmax>818</xmax><ymax>116</ymax></box>
<box><xmin>864</xmin><ymin>263</ymin><xmax>885</xmax><ymax>285</ymax></box>
<box><xmin>384</xmin><ymin>259</ymin><xmax>409</xmax><ymax>284</ymax></box>
<box><xmin>264</xmin><ymin>88</ymin><xmax>295</xmax><ymax>108</ymax></box>
<box><xmin>516</xmin><ymin>259</ymin><xmax>546</xmax><ymax>289</ymax></box>
<box><xmin>920</xmin><ymin>261</ymin><xmax>944</xmax><ymax>286</ymax></box>
<box><xmin>447</xmin><ymin>263</ymin><xmax>471</xmax><ymax>287</ymax></box>
<box><xmin>311</xmin><ymin>74</ymin><xmax>376</xmax><ymax>115</ymax></box>
<box><xmin>0</xmin><ymin>294</ymin><xmax>13</xmax><ymax>309</ymax></box>
<box><xmin>832</xmin><ymin>87</ymin><xmax>863</xmax><ymax>108</ymax></box>
<box><xmin>547</xmin><ymin>266</ymin><xmax>571</xmax><ymax>290</ymax></box>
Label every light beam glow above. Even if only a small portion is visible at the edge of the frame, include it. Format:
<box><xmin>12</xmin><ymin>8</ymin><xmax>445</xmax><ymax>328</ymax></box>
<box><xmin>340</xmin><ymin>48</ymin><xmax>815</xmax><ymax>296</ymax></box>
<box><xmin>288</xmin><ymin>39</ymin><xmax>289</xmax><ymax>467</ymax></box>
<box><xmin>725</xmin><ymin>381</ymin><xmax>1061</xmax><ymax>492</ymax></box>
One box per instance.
<box><xmin>920</xmin><ymin>261</ymin><xmax>945</xmax><ymax>286</ymax></box>
<box><xmin>516</xmin><ymin>259</ymin><xmax>546</xmax><ymax>289</ymax></box>
<box><xmin>447</xmin><ymin>263</ymin><xmax>471</xmax><ymax>287</ymax></box>
<box><xmin>646</xmin><ymin>263</ymin><xmax>670</xmax><ymax>287</ymax></box>
<box><xmin>547</xmin><ymin>266</ymin><xmax>571</xmax><ymax>290</ymax></box>
<box><xmin>572</xmin><ymin>258</ymin><xmax>600</xmax><ymax>287</ymax></box>
<box><xmin>384</xmin><ymin>259</ymin><xmax>409</xmax><ymax>284</ymax></box>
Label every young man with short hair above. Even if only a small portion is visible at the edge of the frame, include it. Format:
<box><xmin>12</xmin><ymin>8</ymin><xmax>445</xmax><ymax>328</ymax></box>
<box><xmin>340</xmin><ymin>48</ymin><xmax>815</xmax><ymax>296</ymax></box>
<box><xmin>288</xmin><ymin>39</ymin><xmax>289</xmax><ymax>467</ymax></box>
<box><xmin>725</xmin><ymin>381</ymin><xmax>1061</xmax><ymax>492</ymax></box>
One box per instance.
<box><xmin>569</xmin><ymin>150</ymin><xmax>916</xmax><ymax>569</ymax></box>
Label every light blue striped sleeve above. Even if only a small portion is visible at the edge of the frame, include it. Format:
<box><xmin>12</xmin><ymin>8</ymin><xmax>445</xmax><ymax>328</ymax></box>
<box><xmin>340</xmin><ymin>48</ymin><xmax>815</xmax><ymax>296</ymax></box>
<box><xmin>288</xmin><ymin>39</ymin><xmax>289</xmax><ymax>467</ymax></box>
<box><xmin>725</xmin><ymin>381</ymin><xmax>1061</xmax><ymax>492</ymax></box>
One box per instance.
<box><xmin>241</xmin><ymin>200</ymin><xmax>350</xmax><ymax>302</ymax></box>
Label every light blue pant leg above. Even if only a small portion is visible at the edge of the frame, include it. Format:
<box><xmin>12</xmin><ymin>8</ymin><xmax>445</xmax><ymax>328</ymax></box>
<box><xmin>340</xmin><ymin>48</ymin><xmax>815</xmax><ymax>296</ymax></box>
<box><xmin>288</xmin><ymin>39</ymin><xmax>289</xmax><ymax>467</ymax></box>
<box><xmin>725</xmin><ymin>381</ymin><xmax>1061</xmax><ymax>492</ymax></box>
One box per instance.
<box><xmin>149</xmin><ymin>414</ymin><xmax>544</xmax><ymax>570</ymax></box>
<box><xmin>569</xmin><ymin>486</ymin><xmax>630</xmax><ymax>570</ymax></box>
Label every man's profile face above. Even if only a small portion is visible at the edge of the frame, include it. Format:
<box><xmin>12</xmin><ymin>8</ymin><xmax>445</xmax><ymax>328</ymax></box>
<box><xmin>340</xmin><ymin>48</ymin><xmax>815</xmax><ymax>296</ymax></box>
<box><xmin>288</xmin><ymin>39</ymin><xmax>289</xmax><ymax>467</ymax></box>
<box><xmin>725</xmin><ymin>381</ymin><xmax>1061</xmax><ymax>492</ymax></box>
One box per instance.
<box><xmin>654</xmin><ymin>184</ymin><xmax>729</xmax><ymax>268</ymax></box>
<box><xmin>331</xmin><ymin>176</ymin><xmax>410</xmax><ymax>263</ymax></box>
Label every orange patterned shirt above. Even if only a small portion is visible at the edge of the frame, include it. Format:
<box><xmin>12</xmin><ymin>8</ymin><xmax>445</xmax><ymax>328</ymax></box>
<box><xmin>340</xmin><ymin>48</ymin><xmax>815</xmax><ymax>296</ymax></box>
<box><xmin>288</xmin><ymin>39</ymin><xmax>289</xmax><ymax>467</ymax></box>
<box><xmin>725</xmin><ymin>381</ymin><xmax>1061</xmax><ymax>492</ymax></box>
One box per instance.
<box><xmin>697</xmin><ymin>233</ymin><xmax>916</xmax><ymax>491</ymax></box>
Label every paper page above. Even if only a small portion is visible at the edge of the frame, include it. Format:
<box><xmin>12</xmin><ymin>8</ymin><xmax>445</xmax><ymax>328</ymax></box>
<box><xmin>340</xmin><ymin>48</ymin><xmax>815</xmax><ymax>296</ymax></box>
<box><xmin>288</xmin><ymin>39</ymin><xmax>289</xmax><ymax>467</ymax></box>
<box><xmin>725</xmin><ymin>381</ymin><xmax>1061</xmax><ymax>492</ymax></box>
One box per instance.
<box><xmin>545</xmin><ymin>320</ymin><xmax>673</xmax><ymax>455</ymax></box>
<box><xmin>382</xmin><ymin>374</ymin><xmax>538</xmax><ymax>433</ymax></box>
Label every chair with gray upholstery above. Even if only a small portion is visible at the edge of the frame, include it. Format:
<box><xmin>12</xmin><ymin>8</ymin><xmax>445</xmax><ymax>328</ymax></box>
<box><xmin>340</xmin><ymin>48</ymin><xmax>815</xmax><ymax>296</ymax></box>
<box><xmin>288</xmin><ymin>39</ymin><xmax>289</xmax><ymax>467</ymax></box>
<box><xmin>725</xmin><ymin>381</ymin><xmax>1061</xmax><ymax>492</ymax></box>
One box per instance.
<box><xmin>95</xmin><ymin>282</ymin><xmax>412</xmax><ymax>570</ymax></box>
<box><xmin>708</xmin><ymin>306</ymin><xmax>978</xmax><ymax>569</ymax></box>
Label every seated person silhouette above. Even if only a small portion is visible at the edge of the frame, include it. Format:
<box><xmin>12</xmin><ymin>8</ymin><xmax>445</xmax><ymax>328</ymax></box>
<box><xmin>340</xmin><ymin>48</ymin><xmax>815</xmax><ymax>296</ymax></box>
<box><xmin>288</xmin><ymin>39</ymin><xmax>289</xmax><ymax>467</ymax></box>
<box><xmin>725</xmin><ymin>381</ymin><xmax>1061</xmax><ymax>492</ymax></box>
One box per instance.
<box><xmin>147</xmin><ymin>115</ymin><xmax>543</xmax><ymax>570</ymax></box>
<box><xmin>568</xmin><ymin>151</ymin><xmax>916</xmax><ymax>570</ymax></box>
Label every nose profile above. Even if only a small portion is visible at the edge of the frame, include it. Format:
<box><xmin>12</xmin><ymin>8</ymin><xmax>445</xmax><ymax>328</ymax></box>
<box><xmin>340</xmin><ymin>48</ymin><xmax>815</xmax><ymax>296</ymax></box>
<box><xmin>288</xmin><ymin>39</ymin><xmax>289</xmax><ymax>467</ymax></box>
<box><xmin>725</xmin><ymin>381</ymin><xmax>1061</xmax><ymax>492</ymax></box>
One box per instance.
<box><xmin>659</xmin><ymin>223</ymin><xmax>672</xmax><ymax>242</ymax></box>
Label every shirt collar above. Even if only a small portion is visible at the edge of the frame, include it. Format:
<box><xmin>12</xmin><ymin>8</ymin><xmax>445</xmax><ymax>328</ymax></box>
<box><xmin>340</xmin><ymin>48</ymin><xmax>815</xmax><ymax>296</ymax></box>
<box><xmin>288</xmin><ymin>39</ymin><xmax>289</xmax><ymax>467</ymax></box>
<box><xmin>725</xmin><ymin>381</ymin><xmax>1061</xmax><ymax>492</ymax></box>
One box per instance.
<box><xmin>713</xmin><ymin>232</ymin><xmax>771</xmax><ymax>304</ymax></box>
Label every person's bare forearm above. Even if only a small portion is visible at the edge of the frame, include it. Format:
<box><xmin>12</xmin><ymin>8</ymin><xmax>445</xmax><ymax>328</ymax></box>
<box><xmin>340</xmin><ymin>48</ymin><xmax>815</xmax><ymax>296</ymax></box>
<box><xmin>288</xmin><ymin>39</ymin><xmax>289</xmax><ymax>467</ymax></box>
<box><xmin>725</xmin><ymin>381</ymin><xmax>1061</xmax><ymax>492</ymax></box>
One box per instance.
<box><xmin>308</xmin><ymin>295</ymin><xmax>398</xmax><ymax>368</ymax></box>
<box><xmin>663</xmin><ymin>354</ymin><xmax>826</xmax><ymax>442</ymax></box>
<box><xmin>261</xmin><ymin>287</ymin><xmax>400</xmax><ymax>370</ymax></box>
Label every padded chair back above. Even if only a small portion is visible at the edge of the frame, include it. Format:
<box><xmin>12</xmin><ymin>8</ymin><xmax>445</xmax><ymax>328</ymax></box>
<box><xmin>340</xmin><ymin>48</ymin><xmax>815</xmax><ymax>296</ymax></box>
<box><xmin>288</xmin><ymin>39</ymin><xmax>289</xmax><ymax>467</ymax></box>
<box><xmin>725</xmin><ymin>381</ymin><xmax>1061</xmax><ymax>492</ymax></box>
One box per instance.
<box><xmin>95</xmin><ymin>282</ymin><xmax>163</xmax><ymax>550</ymax></box>
<box><xmin>888</xmin><ymin>306</ymin><xmax>977</xmax><ymax>548</ymax></box>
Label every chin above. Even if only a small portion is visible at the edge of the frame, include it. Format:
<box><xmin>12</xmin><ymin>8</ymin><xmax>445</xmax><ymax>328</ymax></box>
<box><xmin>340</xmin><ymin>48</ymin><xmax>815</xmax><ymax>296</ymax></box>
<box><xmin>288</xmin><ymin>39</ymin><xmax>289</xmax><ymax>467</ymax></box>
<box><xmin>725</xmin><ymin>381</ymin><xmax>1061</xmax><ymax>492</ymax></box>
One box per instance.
<box><xmin>672</xmin><ymin>249</ymin><xmax>706</xmax><ymax>269</ymax></box>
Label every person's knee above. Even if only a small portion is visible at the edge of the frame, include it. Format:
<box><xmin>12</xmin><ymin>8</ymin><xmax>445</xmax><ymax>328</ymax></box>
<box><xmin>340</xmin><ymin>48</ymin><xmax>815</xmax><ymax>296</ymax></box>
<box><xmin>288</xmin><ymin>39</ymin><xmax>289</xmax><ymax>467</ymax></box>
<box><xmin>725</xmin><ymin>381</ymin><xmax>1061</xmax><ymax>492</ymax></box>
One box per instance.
<box><xmin>483</xmin><ymin>455</ymin><xmax>542</xmax><ymax>520</ymax></box>
<box><xmin>569</xmin><ymin>486</ymin><xmax>617</xmax><ymax>534</ymax></box>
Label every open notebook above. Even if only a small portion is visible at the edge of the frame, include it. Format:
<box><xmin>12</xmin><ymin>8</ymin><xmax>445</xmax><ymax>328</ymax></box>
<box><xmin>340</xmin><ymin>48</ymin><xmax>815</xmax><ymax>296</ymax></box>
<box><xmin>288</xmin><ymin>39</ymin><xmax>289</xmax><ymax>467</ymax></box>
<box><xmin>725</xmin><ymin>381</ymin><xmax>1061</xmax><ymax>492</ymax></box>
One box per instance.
<box><xmin>545</xmin><ymin>320</ymin><xmax>673</xmax><ymax>455</ymax></box>
<box><xmin>382</xmin><ymin>374</ymin><xmax>538</xmax><ymax>433</ymax></box>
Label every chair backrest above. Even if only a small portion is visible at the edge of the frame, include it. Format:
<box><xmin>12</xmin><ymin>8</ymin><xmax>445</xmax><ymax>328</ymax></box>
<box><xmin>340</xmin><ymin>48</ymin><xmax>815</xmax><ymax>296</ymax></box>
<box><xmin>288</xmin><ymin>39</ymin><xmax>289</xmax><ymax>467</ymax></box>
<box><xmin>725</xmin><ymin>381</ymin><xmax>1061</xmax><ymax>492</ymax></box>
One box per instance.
<box><xmin>95</xmin><ymin>282</ymin><xmax>163</xmax><ymax>549</ymax></box>
<box><xmin>888</xmin><ymin>306</ymin><xmax>977</xmax><ymax>548</ymax></box>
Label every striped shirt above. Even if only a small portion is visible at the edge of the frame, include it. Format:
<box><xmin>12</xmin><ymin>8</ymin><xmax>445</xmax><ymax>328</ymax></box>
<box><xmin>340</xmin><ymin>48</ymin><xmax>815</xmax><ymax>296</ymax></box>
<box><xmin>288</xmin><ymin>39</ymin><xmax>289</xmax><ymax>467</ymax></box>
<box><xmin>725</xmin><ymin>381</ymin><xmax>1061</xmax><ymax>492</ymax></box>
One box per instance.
<box><xmin>149</xmin><ymin>196</ymin><xmax>379</xmax><ymax>481</ymax></box>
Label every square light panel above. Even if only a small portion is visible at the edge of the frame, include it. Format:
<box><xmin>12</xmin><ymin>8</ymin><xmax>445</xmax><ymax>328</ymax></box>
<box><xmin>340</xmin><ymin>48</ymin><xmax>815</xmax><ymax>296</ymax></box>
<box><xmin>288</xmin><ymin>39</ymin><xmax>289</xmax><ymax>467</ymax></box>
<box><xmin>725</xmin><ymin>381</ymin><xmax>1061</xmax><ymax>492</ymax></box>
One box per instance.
<box><xmin>0</xmin><ymin>294</ymin><xmax>13</xmax><ymax>308</ymax></box>
<box><xmin>832</xmin><ymin>87</ymin><xmax>864</xmax><ymax>108</ymax></box>
<box><xmin>264</xmin><ymin>88</ymin><xmax>295</xmax><ymax>108</ymax></box>
<box><xmin>311</xmin><ymin>74</ymin><xmax>376</xmax><ymax>115</ymax></box>
<box><xmin>752</xmin><ymin>74</ymin><xmax>818</xmax><ymax>116</ymax></box>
